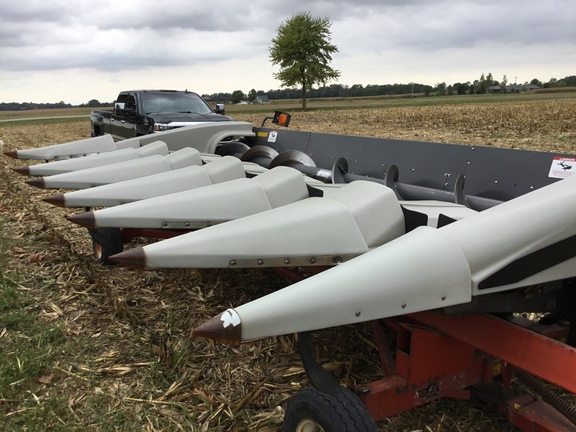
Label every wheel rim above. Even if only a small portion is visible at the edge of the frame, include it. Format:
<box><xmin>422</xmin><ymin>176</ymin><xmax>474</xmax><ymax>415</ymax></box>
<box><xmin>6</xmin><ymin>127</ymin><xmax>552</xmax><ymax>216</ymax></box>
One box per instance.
<box><xmin>295</xmin><ymin>418</ymin><xmax>325</xmax><ymax>432</ymax></box>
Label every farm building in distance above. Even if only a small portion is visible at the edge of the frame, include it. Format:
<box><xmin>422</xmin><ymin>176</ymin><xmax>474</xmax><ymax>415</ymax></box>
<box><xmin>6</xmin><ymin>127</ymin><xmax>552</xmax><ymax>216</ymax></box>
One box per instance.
<box><xmin>252</xmin><ymin>95</ymin><xmax>270</xmax><ymax>104</ymax></box>
<box><xmin>486</xmin><ymin>84</ymin><xmax>540</xmax><ymax>94</ymax></box>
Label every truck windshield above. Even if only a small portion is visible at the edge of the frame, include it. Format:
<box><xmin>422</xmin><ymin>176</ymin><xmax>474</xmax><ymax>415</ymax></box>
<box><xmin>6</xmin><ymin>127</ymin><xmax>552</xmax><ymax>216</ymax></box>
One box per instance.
<box><xmin>141</xmin><ymin>92</ymin><xmax>213</xmax><ymax>115</ymax></box>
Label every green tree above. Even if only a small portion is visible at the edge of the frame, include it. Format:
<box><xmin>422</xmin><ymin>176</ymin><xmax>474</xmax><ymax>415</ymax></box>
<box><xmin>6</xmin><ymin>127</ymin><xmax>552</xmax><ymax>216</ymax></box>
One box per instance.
<box><xmin>535</xmin><ymin>78</ymin><xmax>546</xmax><ymax>87</ymax></box>
<box><xmin>563</xmin><ymin>75</ymin><xmax>576</xmax><ymax>86</ymax></box>
<box><xmin>476</xmin><ymin>73</ymin><xmax>487</xmax><ymax>94</ymax></box>
<box><xmin>248</xmin><ymin>89</ymin><xmax>257</xmax><ymax>103</ymax></box>
<box><xmin>231</xmin><ymin>90</ymin><xmax>245</xmax><ymax>104</ymax></box>
<box><xmin>486</xmin><ymin>73</ymin><xmax>494</xmax><ymax>87</ymax></box>
<box><xmin>435</xmin><ymin>82</ymin><xmax>447</xmax><ymax>96</ymax></box>
<box><xmin>454</xmin><ymin>82</ymin><xmax>469</xmax><ymax>95</ymax></box>
<box><xmin>501</xmin><ymin>74</ymin><xmax>508</xmax><ymax>91</ymax></box>
<box><xmin>269</xmin><ymin>12</ymin><xmax>340</xmax><ymax>110</ymax></box>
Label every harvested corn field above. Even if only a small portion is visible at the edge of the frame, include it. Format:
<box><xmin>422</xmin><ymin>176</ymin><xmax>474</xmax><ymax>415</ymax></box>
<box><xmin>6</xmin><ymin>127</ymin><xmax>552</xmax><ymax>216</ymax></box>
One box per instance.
<box><xmin>246</xmin><ymin>98</ymin><xmax>576</xmax><ymax>152</ymax></box>
<box><xmin>0</xmin><ymin>98</ymin><xmax>575</xmax><ymax>431</ymax></box>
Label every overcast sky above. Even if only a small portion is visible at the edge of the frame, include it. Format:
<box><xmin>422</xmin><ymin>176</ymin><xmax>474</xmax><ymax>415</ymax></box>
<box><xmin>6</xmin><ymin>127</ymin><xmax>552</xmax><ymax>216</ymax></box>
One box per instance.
<box><xmin>1</xmin><ymin>0</ymin><xmax>574</xmax><ymax>105</ymax></box>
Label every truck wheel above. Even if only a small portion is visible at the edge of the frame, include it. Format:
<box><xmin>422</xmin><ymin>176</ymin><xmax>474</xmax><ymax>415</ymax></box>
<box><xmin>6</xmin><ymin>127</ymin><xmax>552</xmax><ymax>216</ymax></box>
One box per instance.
<box><xmin>90</xmin><ymin>228</ymin><xmax>124</xmax><ymax>265</ymax></box>
<box><xmin>283</xmin><ymin>387</ymin><xmax>378</xmax><ymax>432</ymax></box>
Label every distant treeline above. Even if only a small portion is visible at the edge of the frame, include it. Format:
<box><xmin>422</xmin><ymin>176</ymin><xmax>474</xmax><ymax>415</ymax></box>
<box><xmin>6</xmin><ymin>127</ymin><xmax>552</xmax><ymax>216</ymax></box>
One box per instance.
<box><xmin>0</xmin><ymin>99</ymin><xmax>111</xmax><ymax>112</ymax></box>
<box><xmin>205</xmin><ymin>83</ymin><xmax>432</xmax><ymax>103</ymax></box>
<box><xmin>1</xmin><ymin>75</ymin><xmax>574</xmax><ymax>110</ymax></box>
<box><xmin>203</xmin><ymin>74</ymin><xmax>576</xmax><ymax>103</ymax></box>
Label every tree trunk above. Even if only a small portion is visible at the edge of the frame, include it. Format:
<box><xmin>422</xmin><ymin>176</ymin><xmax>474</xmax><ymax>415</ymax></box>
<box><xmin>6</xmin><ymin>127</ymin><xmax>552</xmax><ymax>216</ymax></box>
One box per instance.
<box><xmin>301</xmin><ymin>86</ymin><xmax>307</xmax><ymax>111</ymax></box>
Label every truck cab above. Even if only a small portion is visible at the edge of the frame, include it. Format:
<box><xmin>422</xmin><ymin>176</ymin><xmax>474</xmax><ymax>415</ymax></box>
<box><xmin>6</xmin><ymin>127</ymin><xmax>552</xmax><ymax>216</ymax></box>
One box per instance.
<box><xmin>92</xmin><ymin>90</ymin><xmax>232</xmax><ymax>141</ymax></box>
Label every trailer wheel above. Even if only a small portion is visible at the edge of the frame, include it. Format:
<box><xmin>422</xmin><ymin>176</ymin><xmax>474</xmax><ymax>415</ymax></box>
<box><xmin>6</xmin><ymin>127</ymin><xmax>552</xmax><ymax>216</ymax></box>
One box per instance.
<box><xmin>283</xmin><ymin>387</ymin><xmax>377</xmax><ymax>432</ymax></box>
<box><xmin>90</xmin><ymin>228</ymin><xmax>124</xmax><ymax>265</ymax></box>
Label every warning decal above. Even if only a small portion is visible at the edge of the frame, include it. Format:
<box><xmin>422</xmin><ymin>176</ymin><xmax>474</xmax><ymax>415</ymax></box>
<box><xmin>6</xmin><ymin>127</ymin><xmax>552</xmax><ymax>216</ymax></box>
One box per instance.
<box><xmin>549</xmin><ymin>157</ymin><xmax>576</xmax><ymax>179</ymax></box>
<box><xmin>267</xmin><ymin>130</ymin><xmax>278</xmax><ymax>143</ymax></box>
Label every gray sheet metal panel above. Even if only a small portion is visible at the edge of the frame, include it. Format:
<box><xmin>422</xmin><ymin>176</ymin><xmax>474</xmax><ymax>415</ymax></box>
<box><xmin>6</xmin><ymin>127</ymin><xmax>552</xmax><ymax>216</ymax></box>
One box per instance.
<box><xmin>460</xmin><ymin>145</ymin><xmax>569</xmax><ymax>201</ymax></box>
<box><xmin>252</xmin><ymin>128</ymin><xmax>576</xmax><ymax>201</ymax></box>
<box><xmin>305</xmin><ymin>132</ymin><xmax>472</xmax><ymax>193</ymax></box>
<box><xmin>252</xmin><ymin>129</ymin><xmax>311</xmax><ymax>154</ymax></box>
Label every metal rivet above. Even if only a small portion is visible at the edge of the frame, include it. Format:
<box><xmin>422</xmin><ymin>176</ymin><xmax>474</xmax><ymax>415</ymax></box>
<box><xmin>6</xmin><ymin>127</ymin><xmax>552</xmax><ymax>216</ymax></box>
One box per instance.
<box><xmin>309</xmin><ymin>257</ymin><xmax>316</xmax><ymax>264</ymax></box>
<box><xmin>161</xmin><ymin>222</ymin><xmax>168</xmax><ymax>227</ymax></box>
<box><xmin>185</xmin><ymin>222</ymin><xmax>190</xmax><ymax>227</ymax></box>
<box><xmin>355</xmin><ymin>310</ymin><xmax>361</xmax><ymax>317</ymax></box>
<box><xmin>401</xmin><ymin>302</ymin><xmax>407</xmax><ymax>308</ymax></box>
<box><xmin>284</xmin><ymin>258</ymin><xmax>291</xmax><ymax>265</ymax></box>
<box><xmin>333</xmin><ymin>256</ymin><xmax>341</xmax><ymax>264</ymax></box>
<box><xmin>257</xmin><ymin>259</ymin><xmax>264</xmax><ymax>265</ymax></box>
<box><xmin>441</xmin><ymin>295</ymin><xmax>446</xmax><ymax>301</ymax></box>
<box><xmin>229</xmin><ymin>260</ymin><xmax>237</xmax><ymax>266</ymax></box>
<box><xmin>357</xmin><ymin>385</ymin><xmax>371</xmax><ymax>395</ymax></box>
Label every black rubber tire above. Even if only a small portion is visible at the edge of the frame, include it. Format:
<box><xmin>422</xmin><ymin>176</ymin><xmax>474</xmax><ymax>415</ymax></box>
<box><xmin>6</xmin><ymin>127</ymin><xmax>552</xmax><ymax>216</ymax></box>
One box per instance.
<box><xmin>90</xmin><ymin>228</ymin><xmax>124</xmax><ymax>265</ymax></box>
<box><xmin>283</xmin><ymin>386</ymin><xmax>378</xmax><ymax>432</ymax></box>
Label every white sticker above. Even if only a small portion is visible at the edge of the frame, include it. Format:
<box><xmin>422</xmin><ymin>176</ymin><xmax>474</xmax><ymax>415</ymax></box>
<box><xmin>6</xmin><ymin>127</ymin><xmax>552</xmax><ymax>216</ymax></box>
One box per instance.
<box><xmin>220</xmin><ymin>309</ymin><xmax>241</xmax><ymax>328</ymax></box>
<box><xmin>549</xmin><ymin>157</ymin><xmax>576</xmax><ymax>179</ymax></box>
<box><xmin>268</xmin><ymin>130</ymin><xmax>278</xmax><ymax>143</ymax></box>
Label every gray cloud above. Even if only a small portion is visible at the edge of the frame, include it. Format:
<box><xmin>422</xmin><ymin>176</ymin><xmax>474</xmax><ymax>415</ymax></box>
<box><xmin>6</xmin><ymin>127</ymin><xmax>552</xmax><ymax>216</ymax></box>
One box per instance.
<box><xmin>0</xmin><ymin>0</ymin><xmax>573</xmax><ymax>104</ymax></box>
<box><xmin>2</xmin><ymin>0</ymin><xmax>573</xmax><ymax>71</ymax></box>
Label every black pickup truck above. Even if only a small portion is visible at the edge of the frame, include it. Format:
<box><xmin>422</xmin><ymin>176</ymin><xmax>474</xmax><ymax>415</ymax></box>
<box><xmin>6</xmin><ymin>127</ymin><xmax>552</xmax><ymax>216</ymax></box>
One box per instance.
<box><xmin>91</xmin><ymin>90</ymin><xmax>233</xmax><ymax>141</ymax></box>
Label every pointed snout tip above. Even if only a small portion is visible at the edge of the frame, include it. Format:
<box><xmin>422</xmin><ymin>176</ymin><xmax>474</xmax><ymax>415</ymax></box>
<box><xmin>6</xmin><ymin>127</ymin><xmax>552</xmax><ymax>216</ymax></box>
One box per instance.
<box><xmin>67</xmin><ymin>211</ymin><xmax>96</xmax><ymax>228</ymax></box>
<box><xmin>108</xmin><ymin>246</ymin><xmax>146</xmax><ymax>268</ymax></box>
<box><xmin>4</xmin><ymin>151</ymin><xmax>18</xmax><ymax>159</ymax></box>
<box><xmin>25</xmin><ymin>177</ymin><xmax>46</xmax><ymax>189</ymax></box>
<box><xmin>12</xmin><ymin>166</ymin><xmax>30</xmax><ymax>176</ymax></box>
<box><xmin>43</xmin><ymin>194</ymin><xmax>66</xmax><ymax>207</ymax></box>
<box><xmin>193</xmin><ymin>309</ymin><xmax>242</xmax><ymax>346</ymax></box>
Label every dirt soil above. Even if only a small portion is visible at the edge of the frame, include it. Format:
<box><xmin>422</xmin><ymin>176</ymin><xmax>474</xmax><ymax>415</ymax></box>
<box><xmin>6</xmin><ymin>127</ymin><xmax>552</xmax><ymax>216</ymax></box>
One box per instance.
<box><xmin>0</xmin><ymin>99</ymin><xmax>575</xmax><ymax>431</ymax></box>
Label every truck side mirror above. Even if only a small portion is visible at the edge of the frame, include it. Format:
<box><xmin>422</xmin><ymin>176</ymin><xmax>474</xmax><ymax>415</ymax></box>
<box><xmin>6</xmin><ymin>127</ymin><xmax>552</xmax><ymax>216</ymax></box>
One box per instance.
<box><xmin>214</xmin><ymin>103</ymin><xmax>225</xmax><ymax>115</ymax></box>
<box><xmin>114</xmin><ymin>102</ymin><xmax>126</xmax><ymax>116</ymax></box>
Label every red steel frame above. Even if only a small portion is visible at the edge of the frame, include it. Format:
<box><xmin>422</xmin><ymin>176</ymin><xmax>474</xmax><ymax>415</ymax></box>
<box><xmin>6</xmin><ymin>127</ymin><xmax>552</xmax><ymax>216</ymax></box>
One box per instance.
<box><xmin>357</xmin><ymin>311</ymin><xmax>576</xmax><ymax>431</ymax></box>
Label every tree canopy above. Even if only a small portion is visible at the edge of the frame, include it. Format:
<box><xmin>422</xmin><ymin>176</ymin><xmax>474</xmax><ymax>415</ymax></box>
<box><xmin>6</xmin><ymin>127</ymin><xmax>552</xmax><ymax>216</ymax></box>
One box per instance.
<box><xmin>230</xmin><ymin>90</ymin><xmax>245</xmax><ymax>104</ymax></box>
<box><xmin>269</xmin><ymin>12</ymin><xmax>340</xmax><ymax>110</ymax></box>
